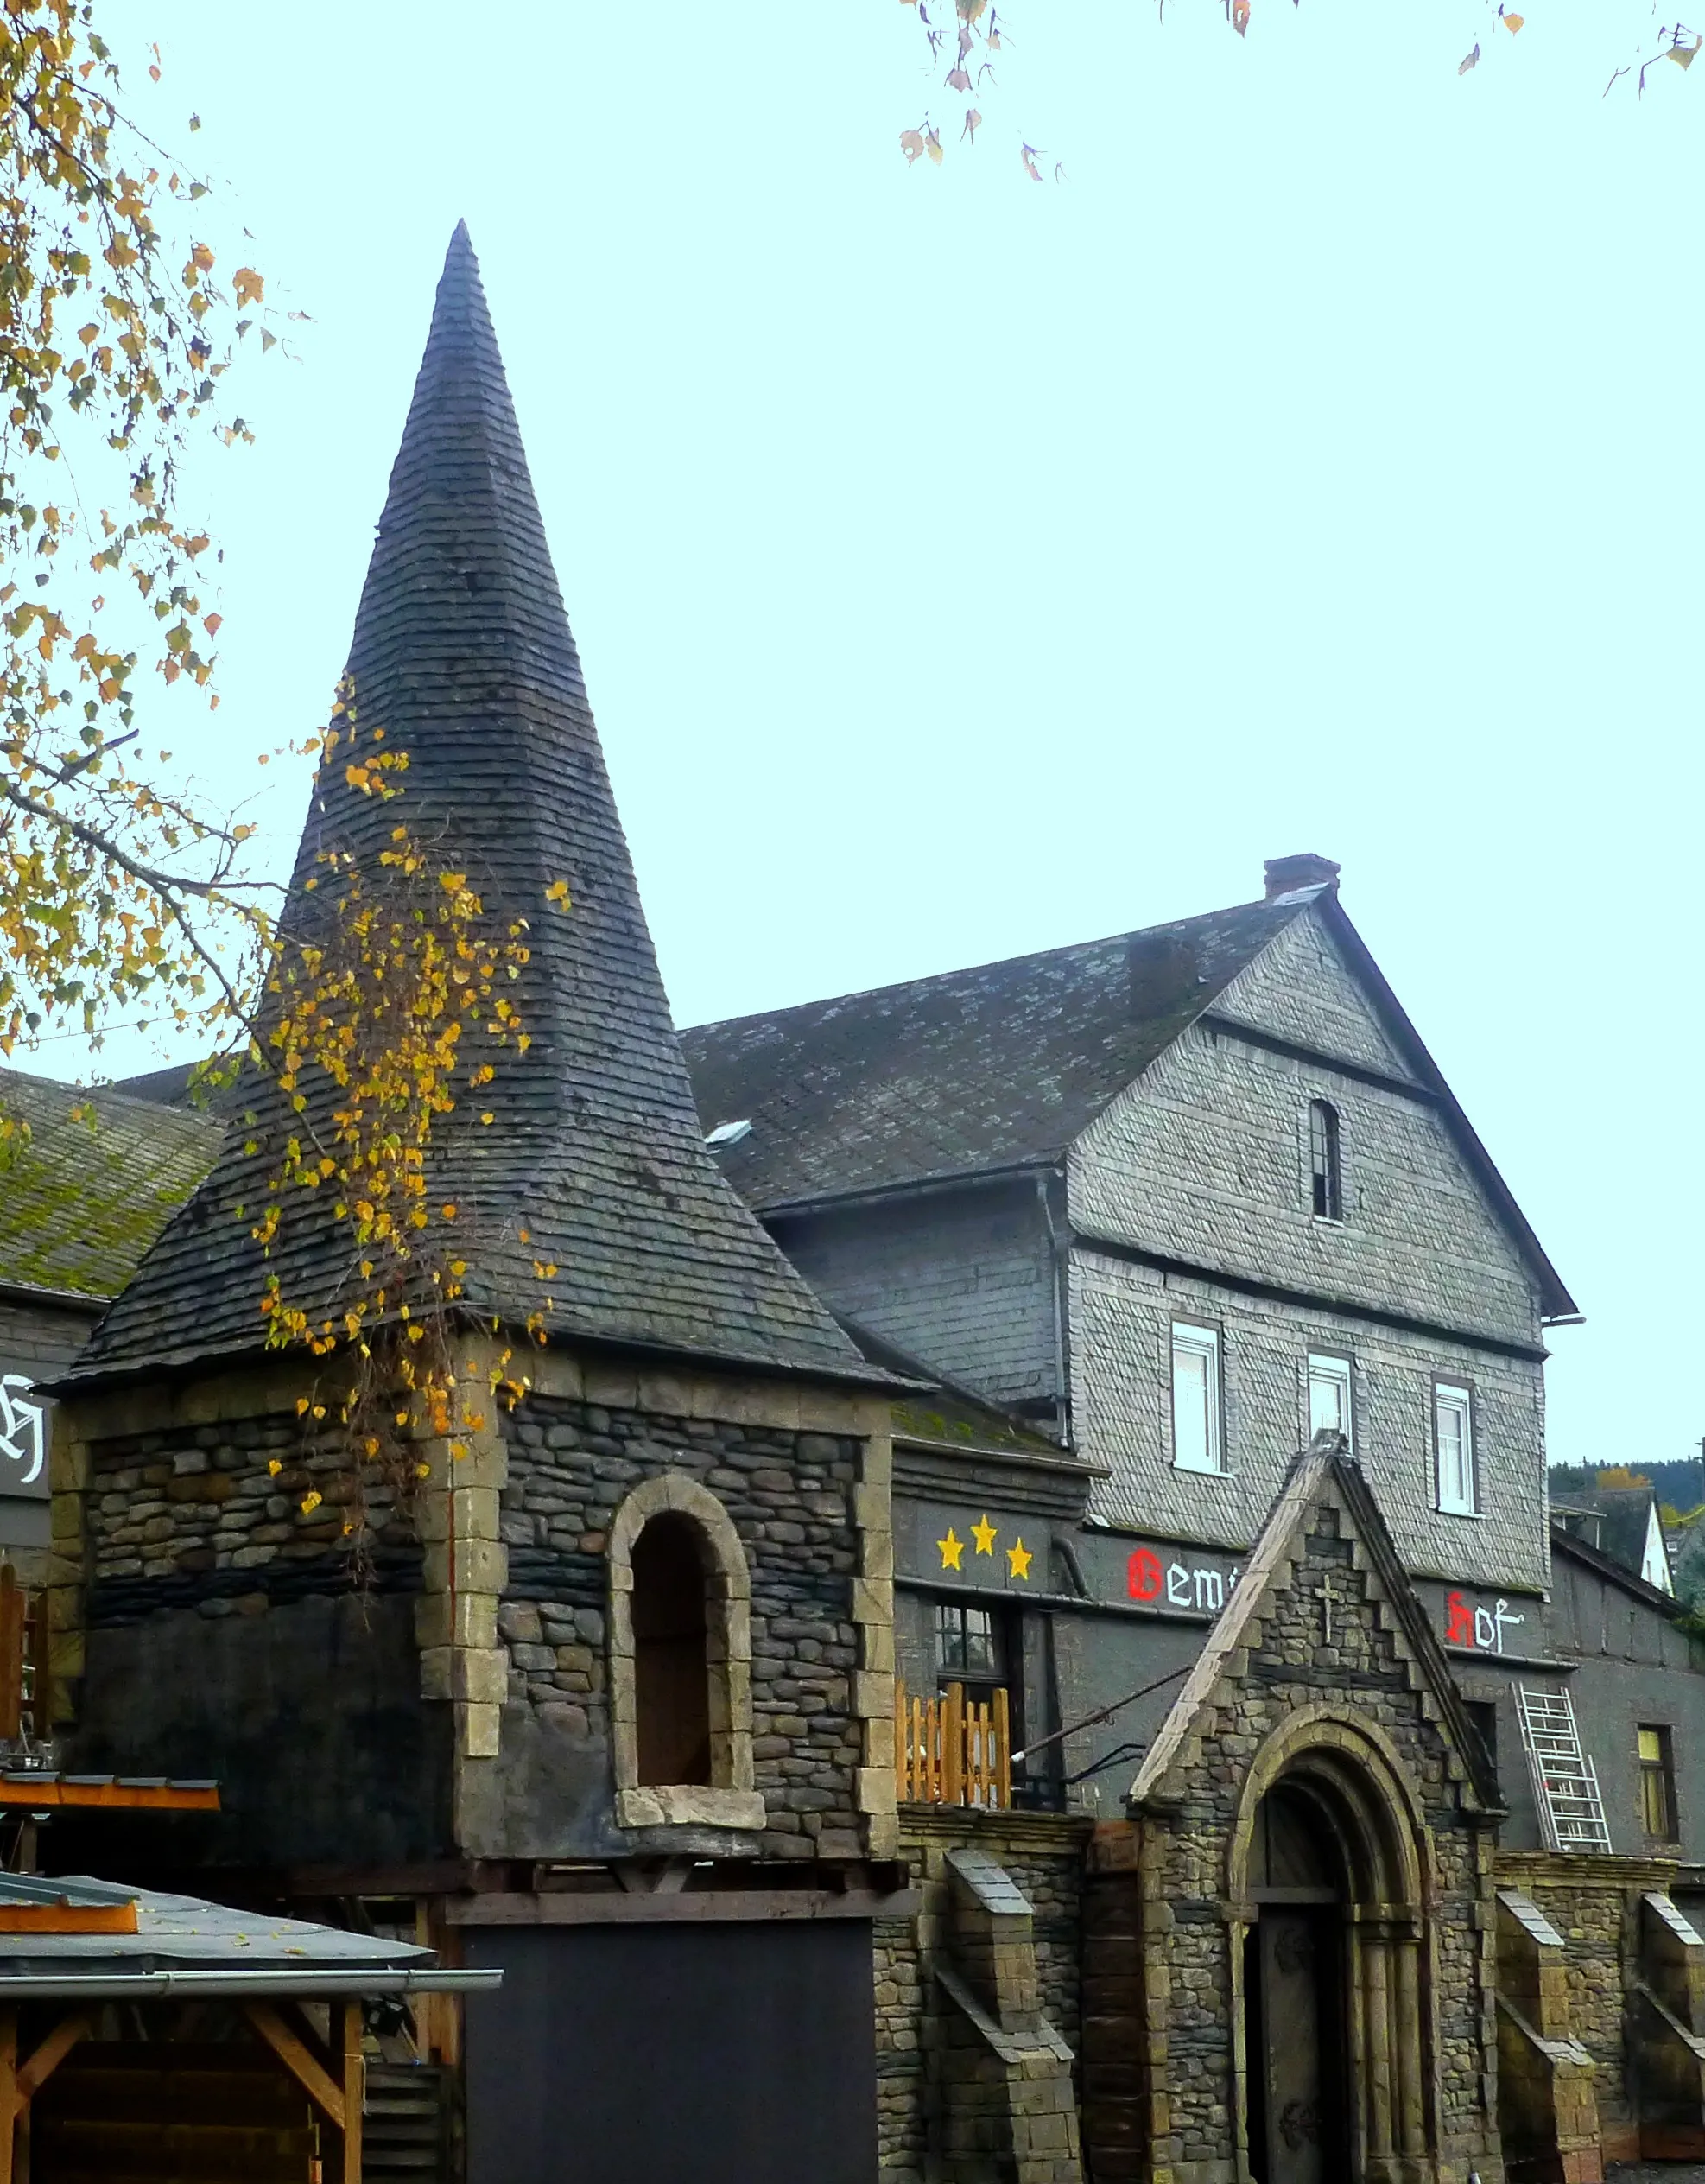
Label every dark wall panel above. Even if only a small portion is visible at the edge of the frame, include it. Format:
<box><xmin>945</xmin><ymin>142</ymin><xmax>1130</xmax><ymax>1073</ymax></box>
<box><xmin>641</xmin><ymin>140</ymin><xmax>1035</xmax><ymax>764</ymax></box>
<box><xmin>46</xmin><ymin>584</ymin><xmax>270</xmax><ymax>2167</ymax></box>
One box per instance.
<box><xmin>464</xmin><ymin>1921</ymin><xmax>877</xmax><ymax>2184</ymax></box>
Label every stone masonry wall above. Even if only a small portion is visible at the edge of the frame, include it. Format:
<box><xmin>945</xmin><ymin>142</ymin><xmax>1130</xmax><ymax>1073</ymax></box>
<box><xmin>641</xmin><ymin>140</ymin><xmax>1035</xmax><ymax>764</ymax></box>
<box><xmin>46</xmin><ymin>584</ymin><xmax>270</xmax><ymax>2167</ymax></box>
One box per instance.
<box><xmin>1495</xmin><ymin>1851</ymin><xmax>1665</xmax><ymax>2165</ymax></box>
<box><xmin>497</xmin><ymin>1392</ymin><xmax>865</xmax><ymax>1860</ymax></box>
<box><xmin>82</xmin><ymin>1408</ymin><xmax>420</xmax><ymax>1621</ymax></box>
<box><xmin>877</xmin><ymin>1813</ymin><xmax>1091</xmax><ymax>2181</ymax></box>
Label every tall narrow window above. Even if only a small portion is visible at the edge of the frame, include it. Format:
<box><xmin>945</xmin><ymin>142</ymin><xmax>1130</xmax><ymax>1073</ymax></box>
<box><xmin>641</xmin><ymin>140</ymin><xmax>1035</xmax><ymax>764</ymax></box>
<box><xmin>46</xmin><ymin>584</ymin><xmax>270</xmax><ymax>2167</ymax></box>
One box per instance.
<box><xmin>1309</xmin><ymin>1099</ymin><xmax>1342</xmax><ymax>1220</ymax></box>
<box><xmin>1307</xmin><ymin>1353</ymin><xmax>1353</xmax><ymax>1449</ymax></box>
<box><xmin>1638</xmin><ymin>1725</ymin><xmax>1677</xmax><ymax>1841</ymax></box>
<box><xmin>1171</xmin><ymin>1323</ymin><xmax>1224</xmax><ymax>1475</ymax></box>
<box><xmin>631</xmin><ymin>1514</ymin><xmax>713</xmax><ymax>1787</ymax></box>
<box><xmin>1436</xmin><ymin>1381</ymin><xmax>1476</xmax><ymax>1515</ymax></box>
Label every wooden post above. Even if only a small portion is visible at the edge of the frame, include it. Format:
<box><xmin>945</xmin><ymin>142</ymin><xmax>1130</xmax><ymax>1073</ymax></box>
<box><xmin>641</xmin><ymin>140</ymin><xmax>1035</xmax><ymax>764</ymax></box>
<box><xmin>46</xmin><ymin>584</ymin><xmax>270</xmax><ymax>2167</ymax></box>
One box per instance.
<box><xmin>0</xmin><ymin>1569</ymin><xmax>22</xmax><ymax>1743</ymax></box>
<box><xmin>942</xmin><ymin>1683</ymin><xmax>964</xmax><ymax>1807</ymax></box>
<box><xmin>993</xmin><ymin>1686</ymin><xmax>1011</xmax><ymax>1808</ymax></box>
<box><xmin>894</xmin><ymin>1678</ymin><xmax>906</xmax><ymax>1801</ymax></box>
<box><xmin>340</xmin><ymin>1999</ymin><xmax>364</xmax><ymax>2184</ymax></box>
<box><xmin>0</xmin><ymin>2003</ymin><xmax>16</xmax><ymax>2184</ymax></box>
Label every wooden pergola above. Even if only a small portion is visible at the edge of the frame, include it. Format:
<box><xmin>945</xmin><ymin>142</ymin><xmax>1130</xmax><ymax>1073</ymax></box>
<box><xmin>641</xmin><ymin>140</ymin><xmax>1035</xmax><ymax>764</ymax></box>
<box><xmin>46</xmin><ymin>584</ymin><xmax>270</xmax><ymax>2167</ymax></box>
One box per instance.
<box><xmin>0</xmin><ymin>1874</ymin><xmax>498</xmax><ymax>2182</ymax></box>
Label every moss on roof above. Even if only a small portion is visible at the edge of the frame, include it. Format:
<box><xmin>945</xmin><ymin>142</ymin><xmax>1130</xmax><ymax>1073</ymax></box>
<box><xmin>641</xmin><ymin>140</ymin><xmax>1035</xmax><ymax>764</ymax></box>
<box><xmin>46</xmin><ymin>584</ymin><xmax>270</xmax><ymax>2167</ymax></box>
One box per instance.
<box><xmin>0</xmin><ymin>1069</ymin><xmax>224</xmax><ymax>1302</ymax></box>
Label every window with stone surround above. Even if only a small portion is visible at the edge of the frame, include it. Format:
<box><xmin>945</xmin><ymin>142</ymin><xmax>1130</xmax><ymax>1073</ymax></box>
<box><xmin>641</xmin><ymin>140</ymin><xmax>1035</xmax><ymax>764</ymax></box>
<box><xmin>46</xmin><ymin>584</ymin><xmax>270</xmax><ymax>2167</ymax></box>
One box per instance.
<box><xmin>632</xmin><ymin>1514</ymin><xmax>713</xmax><ymax>1787</ymax></box>
<box><xmin>1170</xmin><ymin>1320</ymin><xmax>1225</xmax><ymax>1475</ymax></box>
<box><xmin>607</xmin><ymin>1473</ymin><xmax>764</xmax><ymax>1833</ymax></box>
<box><xmin>1309</xmin><ymin>1098</ymin><xmax>1342</xmax><ymax>1221</ymax></box>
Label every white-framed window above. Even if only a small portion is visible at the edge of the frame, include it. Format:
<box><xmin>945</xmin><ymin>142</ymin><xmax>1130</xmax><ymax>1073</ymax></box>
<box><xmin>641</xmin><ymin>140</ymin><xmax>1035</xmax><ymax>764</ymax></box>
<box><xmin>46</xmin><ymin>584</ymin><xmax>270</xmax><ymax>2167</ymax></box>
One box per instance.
<box><xmin>1170</xmin><ymin>1322</ymin><xmax>1224</xmax><ymax>1476</ymax></box>
<box><xmin>1435</xmin><ymin>1381</ymin><xmax>1476</xmax><ymax>1514</ymax></box>
<box><xmin>1308</xmin><ymin>1352</ymin><xmax>1353</xmax><ymax>1449</ymax></box>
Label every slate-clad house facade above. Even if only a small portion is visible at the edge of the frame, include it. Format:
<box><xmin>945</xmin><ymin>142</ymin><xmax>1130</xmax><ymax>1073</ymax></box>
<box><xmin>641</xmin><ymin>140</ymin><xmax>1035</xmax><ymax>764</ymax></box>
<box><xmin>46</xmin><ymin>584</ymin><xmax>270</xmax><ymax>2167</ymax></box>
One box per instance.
<box><xmin>28</xmin><ymin>229</ymin><xmax>1705</xmax><ymax>2184</ymax></box>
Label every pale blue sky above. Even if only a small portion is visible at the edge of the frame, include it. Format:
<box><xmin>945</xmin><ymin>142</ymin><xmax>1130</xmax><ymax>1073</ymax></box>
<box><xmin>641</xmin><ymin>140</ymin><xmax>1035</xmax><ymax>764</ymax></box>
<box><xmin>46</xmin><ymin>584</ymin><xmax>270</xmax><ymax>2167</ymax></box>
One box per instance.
<box><xmin>42</xmin><ymin>3</ymin><xmax>1705</xmax><ymax>1476</ymax></box>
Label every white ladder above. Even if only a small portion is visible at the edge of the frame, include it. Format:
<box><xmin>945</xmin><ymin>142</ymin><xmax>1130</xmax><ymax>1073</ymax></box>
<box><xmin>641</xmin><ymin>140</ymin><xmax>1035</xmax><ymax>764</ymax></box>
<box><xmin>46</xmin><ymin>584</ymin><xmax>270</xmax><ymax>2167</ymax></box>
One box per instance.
<box><xmin>1516</xmin><ymin>1685</ymin><xmax>1613</xmax><ymax>1854</ymax></box>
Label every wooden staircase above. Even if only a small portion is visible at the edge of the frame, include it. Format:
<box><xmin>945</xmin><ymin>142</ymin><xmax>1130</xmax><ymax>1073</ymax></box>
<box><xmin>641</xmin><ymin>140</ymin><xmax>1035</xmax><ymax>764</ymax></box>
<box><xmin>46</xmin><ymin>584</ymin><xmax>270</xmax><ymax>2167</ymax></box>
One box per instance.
<box><xmin>364</xmin><ymin>2065</ymin><xmax>452</xmax><ymax>2179</ymax></box>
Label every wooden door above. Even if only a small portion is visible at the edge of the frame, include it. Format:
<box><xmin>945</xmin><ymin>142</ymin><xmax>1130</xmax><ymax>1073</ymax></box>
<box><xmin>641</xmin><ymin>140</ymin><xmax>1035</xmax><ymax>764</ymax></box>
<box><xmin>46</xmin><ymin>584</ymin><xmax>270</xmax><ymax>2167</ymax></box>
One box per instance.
<box><xmin>1258</xmin><ymin>1913</ymin><xmax>1341</xmax><ymax>2184</ymax></box>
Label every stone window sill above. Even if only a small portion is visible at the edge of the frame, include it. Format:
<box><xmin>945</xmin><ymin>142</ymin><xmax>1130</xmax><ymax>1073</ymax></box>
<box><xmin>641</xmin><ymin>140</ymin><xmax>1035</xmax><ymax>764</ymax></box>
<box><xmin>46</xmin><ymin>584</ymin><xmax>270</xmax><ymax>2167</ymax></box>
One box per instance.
<box><xmin>615</xmin><ymin>1786</ymin><xmax>766</xmax><ymax>1832</ymax></box>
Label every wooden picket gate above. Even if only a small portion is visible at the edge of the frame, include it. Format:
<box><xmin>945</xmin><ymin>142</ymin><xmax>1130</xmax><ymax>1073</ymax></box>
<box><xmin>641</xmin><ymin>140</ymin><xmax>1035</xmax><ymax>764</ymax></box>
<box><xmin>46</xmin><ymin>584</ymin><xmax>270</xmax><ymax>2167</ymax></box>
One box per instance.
<box><xmin>894</xmin><ymin>1680</ymin><xmax>1011</xmax><ymax>1809</ymax></box>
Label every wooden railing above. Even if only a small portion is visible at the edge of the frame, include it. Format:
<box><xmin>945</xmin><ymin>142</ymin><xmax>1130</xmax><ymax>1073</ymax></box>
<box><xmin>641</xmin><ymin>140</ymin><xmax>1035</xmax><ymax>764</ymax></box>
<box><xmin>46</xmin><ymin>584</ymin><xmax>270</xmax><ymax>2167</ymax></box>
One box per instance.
<box><xmin>895</xmin><ymin>1679</ymin><xmax>1011</xmax><ymax>1810</ymax></box>
<box><xmin>0</xmin><ymin>1566</ymin><xmax>48</xmax><ymax>1743</ymax></box>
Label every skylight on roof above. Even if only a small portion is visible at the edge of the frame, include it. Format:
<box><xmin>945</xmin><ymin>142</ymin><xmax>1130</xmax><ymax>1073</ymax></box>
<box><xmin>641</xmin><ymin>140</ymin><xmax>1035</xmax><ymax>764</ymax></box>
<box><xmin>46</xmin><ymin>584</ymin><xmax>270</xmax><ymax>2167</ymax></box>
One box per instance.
<box><xmin>705</xmin><ymin>1119</ymin><xmax>752</xmax><ymax>1150</ymax></box>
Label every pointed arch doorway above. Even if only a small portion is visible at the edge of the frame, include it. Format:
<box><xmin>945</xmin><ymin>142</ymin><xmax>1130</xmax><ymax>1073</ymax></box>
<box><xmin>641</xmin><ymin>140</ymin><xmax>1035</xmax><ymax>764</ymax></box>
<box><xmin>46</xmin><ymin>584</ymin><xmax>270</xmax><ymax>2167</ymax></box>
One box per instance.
<box><xmin>1232</xmin><ymin>1716</ymin><xmax>1435</xmax><ymax>2184</ymax></box>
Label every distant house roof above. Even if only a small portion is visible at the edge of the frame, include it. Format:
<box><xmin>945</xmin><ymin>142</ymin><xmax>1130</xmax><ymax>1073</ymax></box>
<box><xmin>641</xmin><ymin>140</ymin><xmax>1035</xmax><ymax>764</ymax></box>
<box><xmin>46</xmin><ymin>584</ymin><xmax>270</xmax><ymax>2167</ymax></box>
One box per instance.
<box><xmin>681</xmin><ymin>889</ymin><xmax>1576</xmax><ymax>1320</ymax></box>
<box><xmin>1551</xmin><ymin>1486</ymin><xmax>1674</xmax><ymax>1596</ymax></box>
<box><xmin>0</xmin><ymin>1070</ymin><xmax>221</xmax><ymax>1305</ymax></box>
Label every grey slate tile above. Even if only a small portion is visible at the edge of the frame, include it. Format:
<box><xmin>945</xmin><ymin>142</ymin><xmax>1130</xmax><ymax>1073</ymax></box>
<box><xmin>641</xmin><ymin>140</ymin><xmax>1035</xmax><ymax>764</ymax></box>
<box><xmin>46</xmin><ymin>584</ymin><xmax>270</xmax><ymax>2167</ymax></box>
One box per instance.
<box><xmin>73</xmin><ymin>227</ymin><xmax>867</xmax><ymax>1387</ymax></box>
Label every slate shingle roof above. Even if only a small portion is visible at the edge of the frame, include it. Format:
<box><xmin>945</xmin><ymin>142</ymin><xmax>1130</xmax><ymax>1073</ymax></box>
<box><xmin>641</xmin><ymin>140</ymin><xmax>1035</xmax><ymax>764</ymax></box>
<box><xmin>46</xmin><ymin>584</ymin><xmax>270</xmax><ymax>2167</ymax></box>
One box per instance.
<box><xmin>680</xmin><ymin>887</ymin><xmax>1578</xmax><ymax>1322</ymax></box>
<box><xmin>73</xmin><ymin>227</ymin><xmax>867</xmax><ymax>1386</ymax></box>
<box><xmin>680</xmin><ymin>900</ymin><xmax>1305</xmax><ymax>1211</ymax></box>
<box><xmin>0</xmin><ymin>1070</ymin><xmax>221</xmax><ymax>1303</ymax></box>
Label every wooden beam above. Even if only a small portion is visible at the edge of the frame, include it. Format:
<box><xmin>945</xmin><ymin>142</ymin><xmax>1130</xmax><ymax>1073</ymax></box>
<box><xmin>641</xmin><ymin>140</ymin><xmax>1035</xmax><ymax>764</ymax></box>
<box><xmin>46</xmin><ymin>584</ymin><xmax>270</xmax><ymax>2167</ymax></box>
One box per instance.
<box><xmin>0</xmin><ymin>2005</ymin><xmax>16</xmax><ymax>2184</ymax></box>
<box><xmin>340</xmin><ymin>1998</ymin><xmax>364</xmax><ymax>2184</ymax></box>
<box><xmin>243</xmin><ymin>2001</ymin><xmax>345</xmax><ymax>2131</ymax></box>
<box><xmin>16</xmin><ymin>2011</ymin><xmax>90</xmax><ymax>2101</ymax></box>
<box><xmin>0</xmin><ymin>1569</ymin><xmax>22</xmax><ymax>1744</ymax></box>
<box><xmin>449</xmin><ymin>1887</ymin><xmax>922</xmax><ymax>1926</ymax></box>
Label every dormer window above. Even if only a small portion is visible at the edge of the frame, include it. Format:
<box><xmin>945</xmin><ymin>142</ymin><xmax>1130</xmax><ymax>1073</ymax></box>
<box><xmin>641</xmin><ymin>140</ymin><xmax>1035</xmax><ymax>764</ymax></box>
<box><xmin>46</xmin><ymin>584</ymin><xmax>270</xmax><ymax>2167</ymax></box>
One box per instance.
<box><xmin>1309</xmin><ymin>1100</ymin><xmax>1342</xmax><ymax>1221</ymax></box>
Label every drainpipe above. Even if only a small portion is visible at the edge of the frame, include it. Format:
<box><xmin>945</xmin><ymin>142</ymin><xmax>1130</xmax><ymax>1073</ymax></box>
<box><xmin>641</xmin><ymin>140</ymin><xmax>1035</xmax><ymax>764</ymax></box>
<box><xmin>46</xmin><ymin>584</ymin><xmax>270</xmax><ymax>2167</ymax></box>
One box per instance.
<box><xmin>1036</xmin><ymin>1168</ymin><xmax>1071</xmax><ymax>1446</ymax></box>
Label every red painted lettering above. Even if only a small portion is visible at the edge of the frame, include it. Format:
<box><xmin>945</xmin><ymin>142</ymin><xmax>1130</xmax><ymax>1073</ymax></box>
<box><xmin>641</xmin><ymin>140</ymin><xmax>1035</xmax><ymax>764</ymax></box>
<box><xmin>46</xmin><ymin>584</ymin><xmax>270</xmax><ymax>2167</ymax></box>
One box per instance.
<box><xmin>1128</xmin><ymin>1546</ymin><xmax>1163</xmax><ymax>1602</ymax></box>
<box><xmin>1446</xmin><ymin>1590</ymin><xmax>1474</xmax><ymax>1648</ymax></box>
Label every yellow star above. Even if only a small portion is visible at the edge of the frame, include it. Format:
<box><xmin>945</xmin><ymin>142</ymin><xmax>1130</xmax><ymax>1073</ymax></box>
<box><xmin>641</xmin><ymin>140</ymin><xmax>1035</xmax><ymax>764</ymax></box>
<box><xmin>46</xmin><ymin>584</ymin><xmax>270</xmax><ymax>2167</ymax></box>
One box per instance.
<box><xmin>937</xmin><ymin>1527</ymin><xmax>965</xmax><ymax>1572</ymax></box>
<box><xmin>971</xmin><ymin>1513</ymin><xmax>998</xmax><ymax>1556</ymax></box>
<box><xmin>1006</xmin><ymin>1536</ymin><xmax>1033</xmax><ymax>1582</ymax></box>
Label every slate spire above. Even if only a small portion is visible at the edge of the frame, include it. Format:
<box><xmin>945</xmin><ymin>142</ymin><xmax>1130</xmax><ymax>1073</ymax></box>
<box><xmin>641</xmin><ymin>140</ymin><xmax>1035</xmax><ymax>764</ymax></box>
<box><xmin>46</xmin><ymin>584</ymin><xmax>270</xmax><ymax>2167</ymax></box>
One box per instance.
<box><xmin>78</xmin><ymin>229</ymin><xmax>865</xmax><ymax>1381</ymax></box>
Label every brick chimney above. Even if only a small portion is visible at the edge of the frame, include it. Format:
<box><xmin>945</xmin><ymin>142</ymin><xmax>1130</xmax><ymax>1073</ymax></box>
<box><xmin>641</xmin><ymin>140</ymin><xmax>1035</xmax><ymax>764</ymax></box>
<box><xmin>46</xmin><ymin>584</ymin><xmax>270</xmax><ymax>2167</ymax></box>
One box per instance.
<box><xmin>1264</xmin><ymin>853</ymin><xmax>1341</xmax><ymax>902</ymax></box>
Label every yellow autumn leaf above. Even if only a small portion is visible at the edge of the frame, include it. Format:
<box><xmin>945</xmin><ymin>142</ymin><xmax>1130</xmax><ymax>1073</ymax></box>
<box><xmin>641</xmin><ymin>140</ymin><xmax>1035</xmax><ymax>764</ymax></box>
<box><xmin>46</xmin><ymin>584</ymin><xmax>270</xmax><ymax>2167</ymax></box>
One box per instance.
<box><xmin>1503</xmin><ymin>11</ymin><xmax>1524</xmax><ymax>28</ymax></box>
<box><xmin>300</xmin><ymin>1489</ymin><xmax>322</xmax><ymax>1514</ymax></box>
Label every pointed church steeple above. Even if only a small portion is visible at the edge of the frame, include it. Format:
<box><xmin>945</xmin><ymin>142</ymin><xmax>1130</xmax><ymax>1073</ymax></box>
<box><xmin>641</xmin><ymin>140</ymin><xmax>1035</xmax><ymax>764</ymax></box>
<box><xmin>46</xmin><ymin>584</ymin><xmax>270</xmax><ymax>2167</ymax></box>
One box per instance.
<box><xmin>79</xmin><ymin>230</ymin><xmax>865</xmax><ymax>1382</ymax></box>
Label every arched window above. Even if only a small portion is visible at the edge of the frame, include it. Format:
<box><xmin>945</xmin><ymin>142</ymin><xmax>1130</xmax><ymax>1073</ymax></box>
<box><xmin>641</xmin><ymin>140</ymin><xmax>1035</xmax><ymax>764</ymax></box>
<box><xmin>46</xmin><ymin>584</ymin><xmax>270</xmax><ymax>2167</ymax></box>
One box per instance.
<box><xmin>608</xmin><ymin>1474</ymin><xmax>763</xmax><ymax>1832</ymax></box>
<box><xmin>631</xmin><ymin>1514</ymin><xmax>713</xmax><ymax>1787</ymax></box>
<box><xmin>1309</xmin><ymin>1099</ymin><xmax>1342</xmax><ymax>1222</ymax></box>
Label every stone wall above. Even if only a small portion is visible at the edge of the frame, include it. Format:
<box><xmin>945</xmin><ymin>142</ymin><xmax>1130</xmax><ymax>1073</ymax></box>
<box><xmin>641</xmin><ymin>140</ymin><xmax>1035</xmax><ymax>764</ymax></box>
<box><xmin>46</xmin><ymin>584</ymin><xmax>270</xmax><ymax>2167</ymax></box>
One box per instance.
<box><xmin>485</xmin><ymin>1389</ymin><xmax>868</xmax><ymax>1862</ymax></box>
<box><xmin>83</xmin><ymin>1409</ymin><xmax>419</xmax><ymax>1619</ymax></box>
<box><xmin>1493</xmin><ymin>1851</ymin><xmax>1691</xmax><ymax>2165</ymax></box>
<box><xmin>876</xmin><ymin>1809</ymin><xmax>1091</xmax><ymax>2181</ymax></box>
